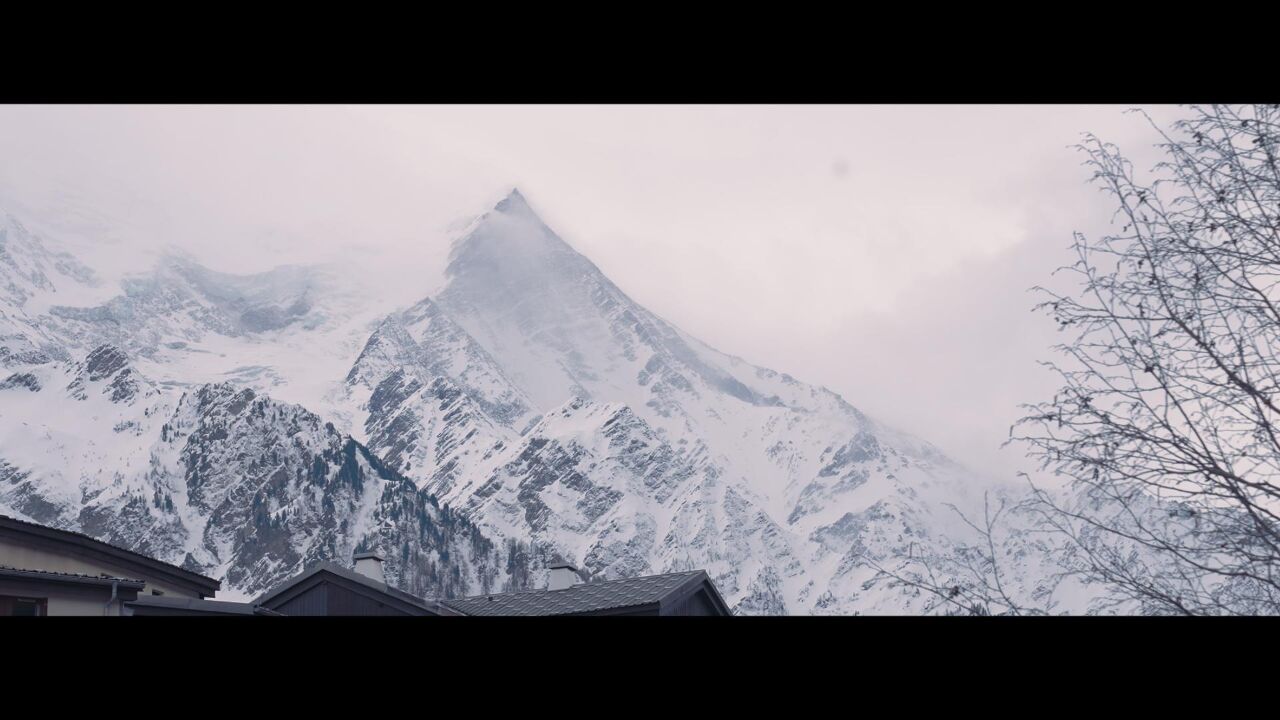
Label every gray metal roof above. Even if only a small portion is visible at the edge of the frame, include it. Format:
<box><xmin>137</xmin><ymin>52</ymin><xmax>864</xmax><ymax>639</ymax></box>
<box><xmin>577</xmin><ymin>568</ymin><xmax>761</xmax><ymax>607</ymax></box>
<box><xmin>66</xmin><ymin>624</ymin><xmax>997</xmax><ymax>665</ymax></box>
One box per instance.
<box><xmin>0</xmin><ymin>514</ymin><xmax>220</xmax><ymax>594</ymax></box>
<box><xmin>441</xmin><ymin>570</ymin><xmax>719</xmax><ymax>616</ymax></box>
<box><xmin>253</xmin><ymin>561</ymin><xmax>441</xmax><ymax>614</ymax></box>
<box><xmin>0</xmin><ymin>564</ymin><xmax>146</xmax><ymax>590</ymax></box>
<box><xmin>125</xmin><ymin>595</ymin><xmax>284</xmax><ymax>616</ymax></box>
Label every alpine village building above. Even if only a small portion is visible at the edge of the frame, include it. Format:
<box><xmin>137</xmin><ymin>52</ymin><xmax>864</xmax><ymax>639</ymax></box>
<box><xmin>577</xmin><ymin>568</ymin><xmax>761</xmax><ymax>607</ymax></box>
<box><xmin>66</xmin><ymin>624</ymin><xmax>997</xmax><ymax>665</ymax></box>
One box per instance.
<box><xmin>0</xmin><ymin>515</ymin><xmax>732</xmax><ymax>617</ymax></box>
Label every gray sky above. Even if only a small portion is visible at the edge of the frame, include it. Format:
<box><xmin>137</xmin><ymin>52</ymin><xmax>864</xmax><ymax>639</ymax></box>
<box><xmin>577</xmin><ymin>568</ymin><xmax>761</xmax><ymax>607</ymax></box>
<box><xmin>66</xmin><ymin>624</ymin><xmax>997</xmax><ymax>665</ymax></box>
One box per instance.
<box><xmin>0</xmin><ymin>104</ymin><xmax>1181</xmax><ymax>479</ymax></box>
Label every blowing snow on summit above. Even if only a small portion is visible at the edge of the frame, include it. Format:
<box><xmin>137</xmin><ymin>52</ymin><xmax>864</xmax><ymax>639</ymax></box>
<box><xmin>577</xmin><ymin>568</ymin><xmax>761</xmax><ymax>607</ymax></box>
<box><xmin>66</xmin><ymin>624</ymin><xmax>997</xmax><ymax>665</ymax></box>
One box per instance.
<box><xmin>3</xmin><ymin>104</ymin><xmax>1274</xmax><ymax>617</ymax></box>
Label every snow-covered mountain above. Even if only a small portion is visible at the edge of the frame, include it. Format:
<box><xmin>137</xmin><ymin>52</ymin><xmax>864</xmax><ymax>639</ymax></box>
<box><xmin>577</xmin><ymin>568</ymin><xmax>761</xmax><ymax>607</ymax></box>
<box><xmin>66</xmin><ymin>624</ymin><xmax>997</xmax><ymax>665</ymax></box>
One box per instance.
<box><xmin>338</xmin><ymin>189</ymin><xmax>1026</xmax><ymax>614</ymax></box>
<box><xmin>0</xmin><ymin>211</ymin><xmax>100</xmax><ymax>365</ymax></box>
<box><xmin>0</xmin><ymin>193</ymin><xmax>1095</xmax><ymax>612</ymax></box>
<box><xmin>0</xmin><ymin>343</ymin><xmax>533</xmax><ymax>600</ymax></box>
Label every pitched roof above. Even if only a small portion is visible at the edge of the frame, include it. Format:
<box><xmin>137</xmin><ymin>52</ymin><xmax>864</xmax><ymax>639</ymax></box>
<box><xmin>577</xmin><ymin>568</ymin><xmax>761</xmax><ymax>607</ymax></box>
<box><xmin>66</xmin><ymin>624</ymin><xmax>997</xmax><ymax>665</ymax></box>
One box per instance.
<box><xmin>253</xmin><ymin>561</ymin><xmax>446</xmax><ymax>615</ymax></box>
<box><xmin>0</xmin><ymin>514</ymin><xmax>220</xmax><ymax>595</ymax></box>
<box><xmin>0</xmin><ymin>564</ymin><xmax>146</xmax><ymax>590</ymax></box>
<box><xmin>125</xmin><ymin>595</ymin><xmax>284</xmax><ymax>616</ymax></box>
<box><xmin>441</xmin><ymin>570</ymin><xmax>731</xmax><ymax>616</ymax></box>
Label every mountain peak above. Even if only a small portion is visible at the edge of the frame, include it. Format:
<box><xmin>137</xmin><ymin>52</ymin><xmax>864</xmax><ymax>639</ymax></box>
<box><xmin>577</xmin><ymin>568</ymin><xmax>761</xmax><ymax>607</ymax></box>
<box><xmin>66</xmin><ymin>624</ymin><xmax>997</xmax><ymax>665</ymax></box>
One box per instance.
<box><xmin>445</xmin><ymin>187</ymin><xmax>590</xmax><ymax>288</ymax></box>
<box><xmin>66</xmin><ymin>344</ymin><xmax>150</xmax><ymax>404</ymax></box>
<box><xmin>493</xmin><ymin>187</ymin><xmax>531</xmax><ymax>216</ymax></box>
<box><xmin>83</xmin><ymin>344</ymin><xmax>130</xmax><ymax>381</ymax></box>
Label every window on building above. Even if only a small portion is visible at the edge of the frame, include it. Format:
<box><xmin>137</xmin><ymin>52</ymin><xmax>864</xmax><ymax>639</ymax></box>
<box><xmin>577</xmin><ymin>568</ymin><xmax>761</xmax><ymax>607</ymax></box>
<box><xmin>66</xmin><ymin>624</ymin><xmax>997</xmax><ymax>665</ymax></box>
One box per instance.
<box><xmin>0</xmin><ymin>595</ymin><xmax>49</xmax><ymax>616</ymax></box>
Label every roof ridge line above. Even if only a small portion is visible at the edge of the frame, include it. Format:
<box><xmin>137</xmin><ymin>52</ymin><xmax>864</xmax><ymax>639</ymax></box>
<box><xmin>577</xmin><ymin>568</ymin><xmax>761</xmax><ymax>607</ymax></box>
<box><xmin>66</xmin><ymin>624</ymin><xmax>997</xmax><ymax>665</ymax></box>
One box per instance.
<box><xmin>444</xmin><ymin>569</ymin><xmax>704</xmax><ymax>603</ymax></box>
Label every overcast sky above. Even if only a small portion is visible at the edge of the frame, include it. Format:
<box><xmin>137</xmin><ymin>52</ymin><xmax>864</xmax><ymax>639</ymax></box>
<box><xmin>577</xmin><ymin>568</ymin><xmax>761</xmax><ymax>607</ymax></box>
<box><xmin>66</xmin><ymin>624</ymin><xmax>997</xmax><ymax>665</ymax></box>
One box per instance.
<box><xmin>0</xmin><ymin>104</ymin><xmax>1181</xmax><ymax>479</ymax></box>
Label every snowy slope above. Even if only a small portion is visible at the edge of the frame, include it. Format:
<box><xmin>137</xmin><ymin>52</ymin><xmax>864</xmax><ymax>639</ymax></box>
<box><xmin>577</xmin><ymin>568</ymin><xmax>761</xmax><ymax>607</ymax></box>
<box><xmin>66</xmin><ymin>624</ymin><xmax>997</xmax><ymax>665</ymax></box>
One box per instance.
<box><xmin>0</xmin><ymin>345</ymin><xmax>534</xmax><ymax>600</ymax></box>
<box><xmin>1</xmin><ymin>192</ymin><xmax>1110</xmax><ymax>613</ymax></box>
<box><xmin>343</xmin><ymin>189</ymin><xmax>1053</xmax><ymax>614</ymax></box>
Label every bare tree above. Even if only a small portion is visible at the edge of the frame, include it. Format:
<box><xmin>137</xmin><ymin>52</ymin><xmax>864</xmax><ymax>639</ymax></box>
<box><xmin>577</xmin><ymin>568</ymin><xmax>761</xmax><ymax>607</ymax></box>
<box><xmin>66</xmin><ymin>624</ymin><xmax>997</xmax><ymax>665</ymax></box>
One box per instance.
<box><xmin>1013</xmin><ymin>104</ymin><xmax>1280</xmax><ymax>615</ymax></box>
<box><xmin>863</xmin><ymin>492</ymin><xmax>1058</xmax><ymax>616</ymax></box>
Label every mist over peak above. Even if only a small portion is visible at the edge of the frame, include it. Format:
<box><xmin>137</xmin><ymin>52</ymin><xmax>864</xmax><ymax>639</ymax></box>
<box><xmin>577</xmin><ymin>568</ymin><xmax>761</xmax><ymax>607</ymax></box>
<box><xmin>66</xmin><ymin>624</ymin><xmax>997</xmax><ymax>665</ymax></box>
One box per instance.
<box><xmin>493</xmin><ymin>186</ymin><xmax>532</xmax><ymax>216</ymax></box>
<box><xmin>445</xmin><ymin>186</ymin><xmax>589</xmax><ymax>282</ymax></box>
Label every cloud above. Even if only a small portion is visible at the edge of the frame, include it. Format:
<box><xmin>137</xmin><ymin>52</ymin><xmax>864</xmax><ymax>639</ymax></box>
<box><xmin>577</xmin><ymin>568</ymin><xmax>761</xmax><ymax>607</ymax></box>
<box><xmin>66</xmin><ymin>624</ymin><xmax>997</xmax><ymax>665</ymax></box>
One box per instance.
<box><xmin>0</xmin><ymin>104</ymin><xmax>1185</xmax><ymax>480</ymax></box>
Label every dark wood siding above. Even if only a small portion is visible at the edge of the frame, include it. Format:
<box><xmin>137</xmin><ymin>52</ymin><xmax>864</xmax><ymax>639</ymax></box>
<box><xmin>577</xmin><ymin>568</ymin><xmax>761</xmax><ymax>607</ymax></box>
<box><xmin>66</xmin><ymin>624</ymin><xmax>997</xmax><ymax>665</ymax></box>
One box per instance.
<box><xmin>325</xmin><ymin>584</ymin><xmax>416</xmax><ymax>616</ymax></box>
<box><xmin>271</xmin><ymin>581</ymin><xmax>420</xmax><ymax>616</ymax></box>
<box><xmin>272</xmin><ymin>582</ymin><xmax>329</xmax><ymax>616</ymax></box>
<box><xmin>662</xmin><ymin>589</ymin><xmax>721</xmax><ymax>616</ymax></box>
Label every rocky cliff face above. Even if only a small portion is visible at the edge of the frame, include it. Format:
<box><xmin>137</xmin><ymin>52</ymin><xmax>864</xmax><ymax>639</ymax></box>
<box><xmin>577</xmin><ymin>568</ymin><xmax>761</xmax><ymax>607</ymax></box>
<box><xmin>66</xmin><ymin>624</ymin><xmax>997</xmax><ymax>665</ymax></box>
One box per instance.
<box><xmin>0</xmin><ymin>344</ymin><xmax>533</xmax><ymax>601</ymax></box>
<box><xmin>0</xmin><ymin>193</ymin><xmax>1107</xmax><ymax>613</ymax></box>
<box><xmin>337</xmin><ymin>189</ymin><xmax>1014</xmax><ymax>614</ymax></box>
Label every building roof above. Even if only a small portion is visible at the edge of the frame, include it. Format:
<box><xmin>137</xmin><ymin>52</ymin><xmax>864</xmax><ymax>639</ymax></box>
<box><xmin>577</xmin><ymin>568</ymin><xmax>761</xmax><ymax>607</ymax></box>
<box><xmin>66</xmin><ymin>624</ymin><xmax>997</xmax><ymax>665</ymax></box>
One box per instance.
<box><xmin>253</xmin><ymin>561</ymin><xmax>446</xmax><ymax>615</ymax></box>
<box><xmin>125</xmin><ymin>595</ymin><xmax>284</xmax><ymax>616</ymax></box>
<box><xmin>0</xmin><ymin>564</ymin><xmax>146</xmax><ymax>590</ymax></box>
<box><xmin>0</xmin><ymin>514</ymin><xmax>220</xmax><ymax>596</ymax></box>
<box><xmin>441</xmin><ymin>569</ymin><xmax>732</xmax><ymax>616</ymax></box>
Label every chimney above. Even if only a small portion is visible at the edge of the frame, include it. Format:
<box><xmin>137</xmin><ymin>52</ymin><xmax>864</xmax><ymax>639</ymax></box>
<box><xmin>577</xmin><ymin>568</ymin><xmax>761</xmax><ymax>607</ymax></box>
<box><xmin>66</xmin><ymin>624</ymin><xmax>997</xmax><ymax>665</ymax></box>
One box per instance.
<box><xmin>548</xmin><ymin>562</ymin><xmax>579</xmax><ymax>591</ymax></box>
<box><xmin>353</xmin><ymin>552</ymin><xmax>385</xmax><ymax>583</ymax></box>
